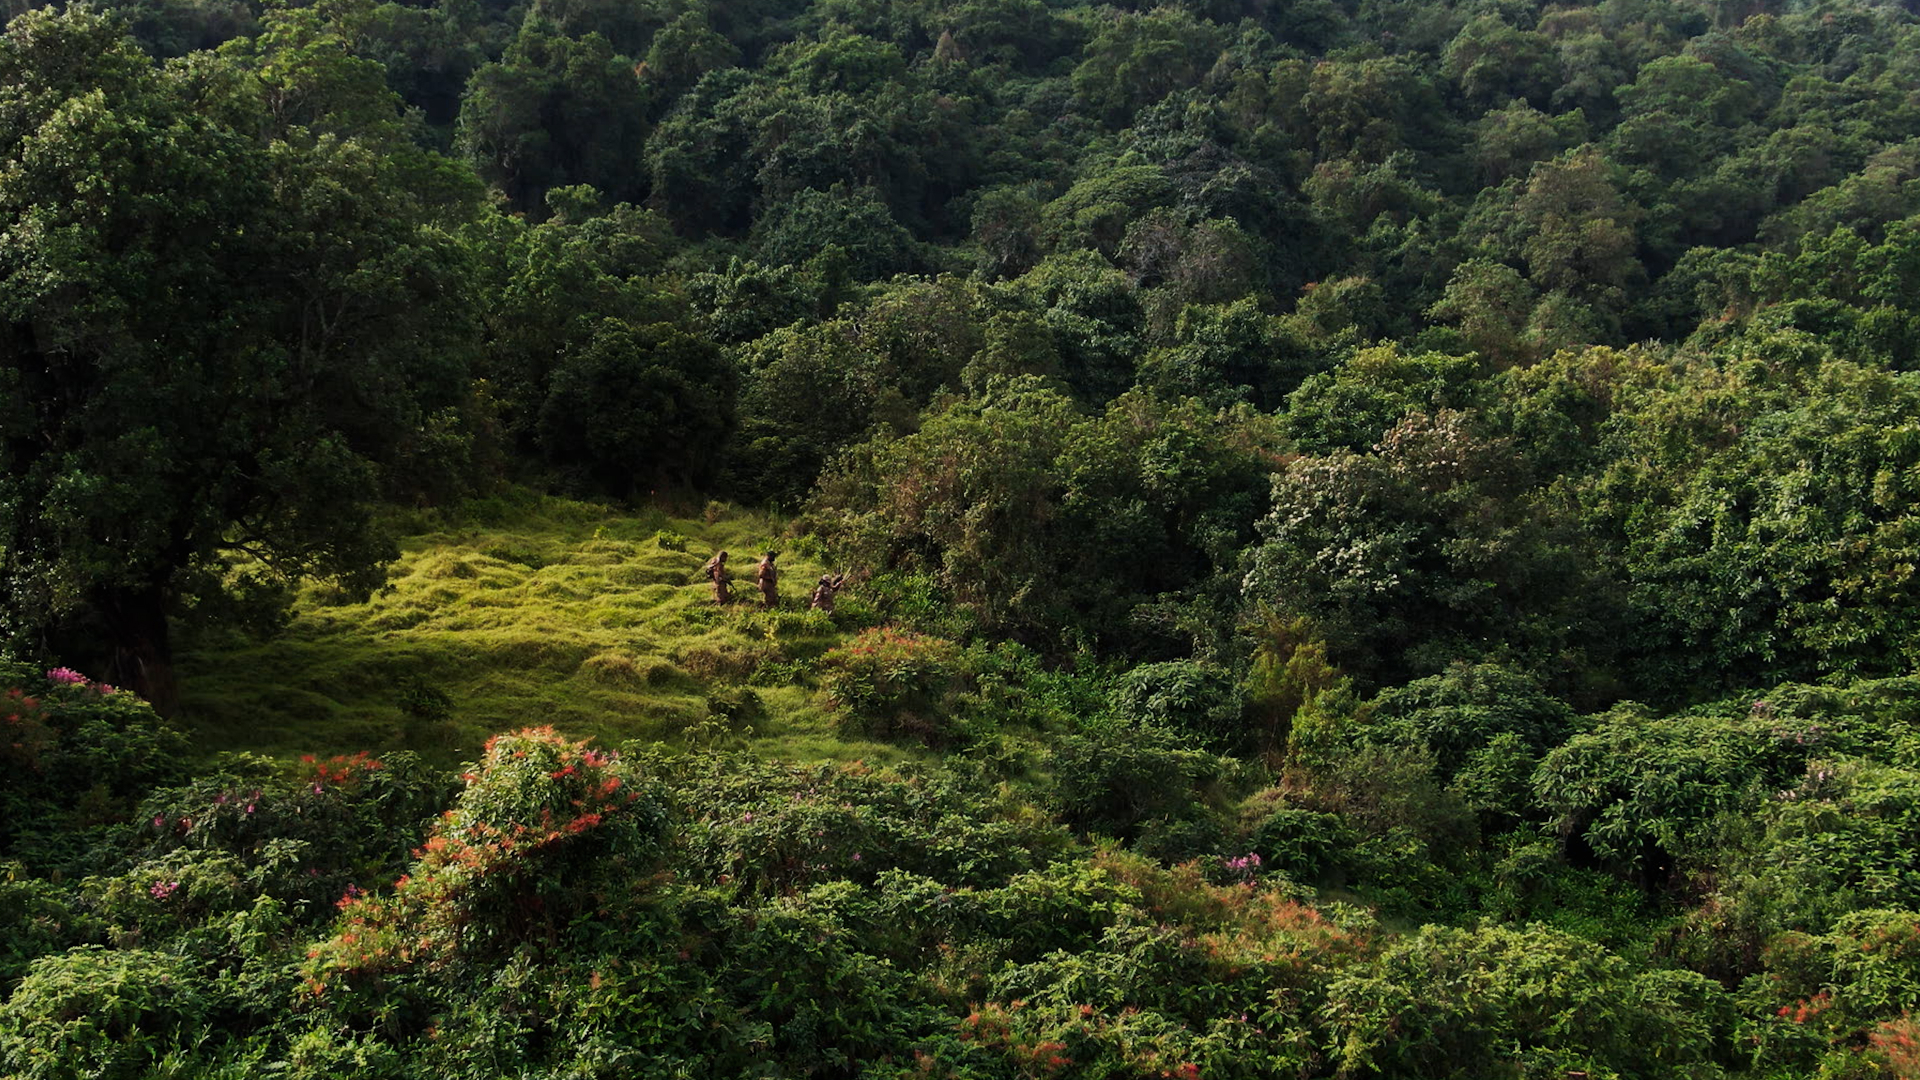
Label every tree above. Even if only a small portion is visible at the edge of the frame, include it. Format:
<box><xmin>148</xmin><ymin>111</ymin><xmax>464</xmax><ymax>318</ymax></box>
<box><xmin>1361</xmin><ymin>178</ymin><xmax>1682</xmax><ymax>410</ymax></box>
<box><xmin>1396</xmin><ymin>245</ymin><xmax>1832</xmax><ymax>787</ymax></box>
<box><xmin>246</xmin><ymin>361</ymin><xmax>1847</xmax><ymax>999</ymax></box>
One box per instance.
<box><xmin>1137</xmin><ymin>297</ymin><xmax>1312</xmax><ymax>409</ymax></box>
<box><xmin>1441</xmin><ymin>15</ymin><xmax>1560</xmax><ymax>111</ymax></box>
<box><xmin>1281</xmin><ymin>344</ymin><xmax>1479</xmax><ymax>454</ymax></box>
<box><xmin>535</xmin><ymin>320</ymin><xmax>736</xmax><ymax>495</ymax></box>
<box><xmin>726</xmin><ymin>321</ymin><xmax>897</xmax><ymax>506</ymax></box>
<box><xmin>1513</xmin><ymin>146</ymin><xmax>1644</xmax><ymax>311</ymax></box>
<box><xmin>815</xmin><ymin>384</ymin><xmax>1276</xmax><ymax>652</ymax></box>
<box><xmin>1246</xmin><ymin>410</ymin><xmax>1605</xmax><ymax>687</ymax></box>
<box><xmin>459</xmin><ymin>22</ymin><xmax>652</xmax><ymax>214</ymax></box>
<box><xmin>466</xmin><ymin>190</ymin><xmax>684</xmax><ymax>462</ymax></box>
<box><xmin>1427</xmin><ymin>258</ymin><xmax>1540</xmax><ymax>366</ymax></box>
<box><xmin>0</xmin><ymin>9</ymin><xmax>480</xmax><ymax>707</ymax></box>
<box><xmin>749</xmin><ymin>183</ymin><xmax>918</xmax><ymax>280</ymax></box>
<box><xmin>812</xmin><ymin>378</ymin><xmax>1077</xmax><ymax>633</ymax></box>
<box><xmin>1002</xmin><ymin>251</ymin><xmax>1145</xmax><ymax>404</ymax></box>
<box><xmin>1070</xmin><ymin>9</ymin><xmax>1224</xmax><ymax>128</ymax></box>
<box><xmin>1615</xmin><ymin>356</ymin><xmax>1920</xmax><ymax>693</ymax></box>
<box><xmin>641</xmin><ymin>5</ymin><xmax>739</xmax><ymax>100</ymax></box>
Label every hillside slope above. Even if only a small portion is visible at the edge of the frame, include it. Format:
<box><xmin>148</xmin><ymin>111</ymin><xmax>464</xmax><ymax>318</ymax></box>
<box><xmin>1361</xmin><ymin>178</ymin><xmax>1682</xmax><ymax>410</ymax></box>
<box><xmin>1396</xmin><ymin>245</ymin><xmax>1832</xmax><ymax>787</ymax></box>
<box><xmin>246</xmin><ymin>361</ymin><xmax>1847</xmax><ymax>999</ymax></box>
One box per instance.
<box><xmin>175</xmin><ymin>492</ymin><xmax>899</xmax><ymax>766</ymax></box>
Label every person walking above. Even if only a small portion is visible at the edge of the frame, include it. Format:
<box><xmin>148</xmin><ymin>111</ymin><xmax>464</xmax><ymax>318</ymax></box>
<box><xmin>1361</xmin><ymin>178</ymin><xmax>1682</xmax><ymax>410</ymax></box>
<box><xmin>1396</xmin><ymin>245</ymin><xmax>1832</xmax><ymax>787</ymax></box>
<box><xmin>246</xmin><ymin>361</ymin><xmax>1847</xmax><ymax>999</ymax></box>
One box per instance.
<box><xmin>756</xmin><ymin>552</ymin><xmax>779</xmax><ymax>609</ymax></box>
<box><xmin>703</xmin><ymin>550</ymin><xmax>731</xmax><ymax>604</ymax></box>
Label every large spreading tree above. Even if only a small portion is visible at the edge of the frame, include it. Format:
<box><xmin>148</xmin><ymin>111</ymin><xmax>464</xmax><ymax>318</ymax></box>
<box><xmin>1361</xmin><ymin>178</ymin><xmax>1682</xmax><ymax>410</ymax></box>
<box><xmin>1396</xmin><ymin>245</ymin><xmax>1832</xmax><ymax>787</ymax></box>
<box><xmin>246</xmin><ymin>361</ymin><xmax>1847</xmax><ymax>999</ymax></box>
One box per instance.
<box><xmin>0</xmin><ymin>7</ymin><xmax>480</xmax><ymax>709</ymax></box>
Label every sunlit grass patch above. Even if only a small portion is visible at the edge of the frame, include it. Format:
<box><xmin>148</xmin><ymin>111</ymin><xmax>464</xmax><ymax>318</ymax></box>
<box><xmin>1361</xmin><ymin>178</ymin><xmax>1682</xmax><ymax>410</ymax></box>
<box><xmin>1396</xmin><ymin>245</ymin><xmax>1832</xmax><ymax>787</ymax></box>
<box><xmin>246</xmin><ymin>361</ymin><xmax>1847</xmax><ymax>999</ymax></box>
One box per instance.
<box><xmin>176</xmin><ymin>492</ymin><xmax>868</xmax><ymax>766</ymax></box>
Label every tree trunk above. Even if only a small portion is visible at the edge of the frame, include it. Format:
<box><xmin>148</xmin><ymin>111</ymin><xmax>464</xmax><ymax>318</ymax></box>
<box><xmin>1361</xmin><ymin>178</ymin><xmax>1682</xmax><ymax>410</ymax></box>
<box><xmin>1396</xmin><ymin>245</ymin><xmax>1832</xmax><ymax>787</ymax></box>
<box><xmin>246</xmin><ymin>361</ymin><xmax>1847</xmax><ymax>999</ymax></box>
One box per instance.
<box><xmin>99</xmin><ymin>584</ymin><xmax>178</xmax><ymax>715</ymax></box>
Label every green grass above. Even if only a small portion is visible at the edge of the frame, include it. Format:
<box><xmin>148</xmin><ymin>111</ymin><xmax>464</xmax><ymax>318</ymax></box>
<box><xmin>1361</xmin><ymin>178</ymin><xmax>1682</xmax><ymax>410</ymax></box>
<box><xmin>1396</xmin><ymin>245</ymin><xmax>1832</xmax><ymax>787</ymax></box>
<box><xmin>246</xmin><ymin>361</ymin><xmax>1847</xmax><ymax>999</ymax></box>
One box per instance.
<box><xmin>175</xmin><ymin>492</ymin><xmax>911</xmax><ymax>768</ymax></box>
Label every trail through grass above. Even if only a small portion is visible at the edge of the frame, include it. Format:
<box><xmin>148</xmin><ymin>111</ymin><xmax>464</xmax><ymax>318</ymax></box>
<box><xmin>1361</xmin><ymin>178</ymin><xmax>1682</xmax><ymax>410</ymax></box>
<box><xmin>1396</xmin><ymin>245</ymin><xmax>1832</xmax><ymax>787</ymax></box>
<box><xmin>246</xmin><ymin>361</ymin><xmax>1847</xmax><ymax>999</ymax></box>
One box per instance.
<box><xmin>176</xmin><ymin>492</ymin><xmax>907</xmax><ymax>768</ymax></box>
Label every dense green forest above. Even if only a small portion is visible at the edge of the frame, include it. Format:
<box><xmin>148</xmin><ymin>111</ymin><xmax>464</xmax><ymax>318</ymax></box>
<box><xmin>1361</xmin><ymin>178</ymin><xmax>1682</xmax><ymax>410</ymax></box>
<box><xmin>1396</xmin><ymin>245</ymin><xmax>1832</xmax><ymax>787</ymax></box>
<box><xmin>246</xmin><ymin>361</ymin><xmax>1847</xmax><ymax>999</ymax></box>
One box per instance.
<box><xmin>9</xmin><ymin>0</ymin><xmax>1920</xmax><ymax>1071</ymax></box>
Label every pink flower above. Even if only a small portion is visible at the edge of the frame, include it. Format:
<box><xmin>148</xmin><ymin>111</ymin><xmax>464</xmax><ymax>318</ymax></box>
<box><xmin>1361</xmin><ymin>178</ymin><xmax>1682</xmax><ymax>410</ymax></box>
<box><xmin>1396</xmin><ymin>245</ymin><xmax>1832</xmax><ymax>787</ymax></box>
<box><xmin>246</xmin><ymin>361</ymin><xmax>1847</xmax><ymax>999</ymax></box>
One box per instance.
<box><xmin>149</xmin><ymin>880</ymin><xmax>180</xmax><ymax>900</ymax></box>
<box><xmin>46</xmin><ymin>667</ymin><xmax>87</xmax><ymax>685</ymax></box>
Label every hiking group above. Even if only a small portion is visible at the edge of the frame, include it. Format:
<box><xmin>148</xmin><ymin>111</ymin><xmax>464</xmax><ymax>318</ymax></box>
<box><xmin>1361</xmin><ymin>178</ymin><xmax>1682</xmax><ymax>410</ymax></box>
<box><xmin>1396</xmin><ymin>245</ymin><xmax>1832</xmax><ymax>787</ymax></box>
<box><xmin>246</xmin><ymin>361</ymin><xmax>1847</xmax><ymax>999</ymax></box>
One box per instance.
<box><xmin>702</xmin><ymin>550</ymin><xmax>844</xmax><ymax>611</ymax></box>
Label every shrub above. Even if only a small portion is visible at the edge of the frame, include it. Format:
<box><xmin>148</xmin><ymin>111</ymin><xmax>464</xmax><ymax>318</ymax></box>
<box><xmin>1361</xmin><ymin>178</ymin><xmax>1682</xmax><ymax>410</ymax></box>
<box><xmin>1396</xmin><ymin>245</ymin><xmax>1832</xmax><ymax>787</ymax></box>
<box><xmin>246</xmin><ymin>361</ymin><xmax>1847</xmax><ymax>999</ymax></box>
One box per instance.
<box><xmin>1747</xmin><ymin>908</ymin><xmax>1920</xmax><ymax>1069</ymax></box>
<box><xmin>1322</xmin><ymin>923</ymin><xmax>1734</xmax><ymax>1079</ymax></box>
<box><xmin>127</xmin><ymin>750</ymin><xmax>449</xmax><ymax>914</ymax></box>
<box><xmin>820</xmin><ymin>627</ymin><xmax>967</xmax><ymax>744</ymax></box>
<box><xmin>661</xmin><ymin>751</ymin><xmax>1068</xmax><ymax>897</ymax></box>
<box><xmin>306</xmin><ymin>728</ymin><xmax>668</xmax><ymax>991</ymax></box>
<box><xmin>1250</xmin><ymin>807</ymin><xmax>1358</xmax><ymax>885</ymax></box>
<box><xmin>0</xmin><ymin>867</ymin><xmax>84</xmax><ymax>989</ymax></box>
<box><xmin>1111</xmin><ymin>660</ymin><xmax>1243</xmax><ymax>749</ymax></box>
<box><xmin>1362</xmin><ymin>662</ymin><xmax>1575</xmax><ymax>778</ymax></box>
<box><xmin>0</xmin><ymin>660</ymin><xmax>189</xmax><ymax>872</ymax></box>
<box><xmin>0</xmin><ymin>946</ymin><xmax>206</xmax><ymax>1080</ymax></box>
<box><xmin>1049</xmin><ymin>721</ymin><xmax>1231</xmax><ymax>842</ymax></box>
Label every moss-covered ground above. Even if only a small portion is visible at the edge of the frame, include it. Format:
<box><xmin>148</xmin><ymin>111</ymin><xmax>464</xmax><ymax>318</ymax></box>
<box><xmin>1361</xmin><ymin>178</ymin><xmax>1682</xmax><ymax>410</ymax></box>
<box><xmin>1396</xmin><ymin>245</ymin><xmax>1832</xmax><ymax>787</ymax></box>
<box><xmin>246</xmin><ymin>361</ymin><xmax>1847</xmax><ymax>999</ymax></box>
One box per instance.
<box><xmin>174</xmin><ymin>490</ymin><xmax>909</xmax><ymax>768</ymax></box>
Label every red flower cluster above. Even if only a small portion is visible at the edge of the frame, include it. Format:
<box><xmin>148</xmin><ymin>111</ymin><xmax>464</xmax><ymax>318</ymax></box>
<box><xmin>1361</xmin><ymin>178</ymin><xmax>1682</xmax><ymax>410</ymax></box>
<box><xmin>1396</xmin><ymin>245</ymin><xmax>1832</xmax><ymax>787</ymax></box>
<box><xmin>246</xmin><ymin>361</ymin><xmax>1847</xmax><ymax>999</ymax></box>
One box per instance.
<box><xmin>4</xmin><ymin>686</ymin><xmax>42</xmax><ymax>719</ymax></box>
<box><xmin>1776</xmin><ymin>991</ymin><xmax>1832</xmax><ymax>1025</ymax></box>
<box><xmin>1</xmin><ymin>687</ymin><xmax>52</xmax><ymax>768</ymax></box>
<box><xmin>301</xmin><ymin>751</ymin><xmax>385</xmax><ymax>789</ymax></box>
<box><xmin>1872</xmin><ymin>1015</ymin><xmax>1920</xmax><ymax>1079</ymax></box>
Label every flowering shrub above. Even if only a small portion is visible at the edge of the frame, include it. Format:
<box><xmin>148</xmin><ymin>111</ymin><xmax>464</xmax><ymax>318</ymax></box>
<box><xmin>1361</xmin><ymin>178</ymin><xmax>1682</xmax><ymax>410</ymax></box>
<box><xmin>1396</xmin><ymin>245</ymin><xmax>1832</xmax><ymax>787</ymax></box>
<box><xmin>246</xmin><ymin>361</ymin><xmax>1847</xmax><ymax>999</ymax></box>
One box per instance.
<box><xmin>1874</xmin><ymin>1015</ymin><xmax>1920</xmax><ymax>1079</ymax></box>
<box><xmin>1220</xmin><ymin>851</ymin><xmax>1263</xmax><ymax>884</ymax></box>
<box><xmin>1745</xmin><ymin>909</ymin><xmax>1920</xmax><ymax>1074</ymax></box>
<box><xmin>306</xmin><ymin>727</ymin><xmax>666</xmax><ymax>992</ymax></box>
<box><xmin>0</xmin><ymin>659</ymin><xmax>187</xmax><ymax>871</ymax></box>
<box><xmin>820</xmin><ymin>627</ymin><xmax>967</xmax><ymax>744</ymax></box>
<box><xmin>301</xmin><ymin>751</ymin><xmax>384</xmax><ymax>790</ymax></box>
<box><xmin>130</xmin><ymin>749</ymin><xmax>448</xmax><ymax>912</ymax></box>
<box><xmin>0</xmin><ymin>686</ymin><xmax>52</xmax><ymax>771</ymax></box>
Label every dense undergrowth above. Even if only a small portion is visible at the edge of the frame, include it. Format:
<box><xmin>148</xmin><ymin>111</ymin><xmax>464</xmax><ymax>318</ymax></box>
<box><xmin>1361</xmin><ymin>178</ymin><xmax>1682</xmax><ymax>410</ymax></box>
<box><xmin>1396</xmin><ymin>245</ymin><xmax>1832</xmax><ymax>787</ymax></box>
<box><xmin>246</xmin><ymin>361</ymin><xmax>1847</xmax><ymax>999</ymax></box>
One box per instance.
<box><xmin>16</xmin><ymin>497</ymin><xmax>1920</xmax><ymax>1076</ymax></box>
<box><xmin>17</xmin><ymin>643</ymin><xmax>1920</xmax><ymax>1077</ymax></box>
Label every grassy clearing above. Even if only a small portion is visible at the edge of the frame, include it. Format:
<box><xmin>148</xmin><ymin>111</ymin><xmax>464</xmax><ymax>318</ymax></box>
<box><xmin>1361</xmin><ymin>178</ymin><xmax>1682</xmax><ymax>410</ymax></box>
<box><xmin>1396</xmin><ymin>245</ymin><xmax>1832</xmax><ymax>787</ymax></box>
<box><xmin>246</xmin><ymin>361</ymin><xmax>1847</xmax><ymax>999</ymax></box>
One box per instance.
<box><xmin>175</xmin><ymin>491</ymin><xmax>907</xmax><ymax>768</ymax></box>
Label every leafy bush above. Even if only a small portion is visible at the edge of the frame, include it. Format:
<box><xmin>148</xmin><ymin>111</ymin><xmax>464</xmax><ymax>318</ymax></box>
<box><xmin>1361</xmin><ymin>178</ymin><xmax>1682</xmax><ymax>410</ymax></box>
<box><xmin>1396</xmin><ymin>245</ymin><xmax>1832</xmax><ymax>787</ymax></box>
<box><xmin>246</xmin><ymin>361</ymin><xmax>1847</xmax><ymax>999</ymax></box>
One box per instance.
<box><xmin>306</xmin><ymin>728</ymin><xmax>668</xmax><ymax>992</ymax></box>
<box><xmin>1323</xmin><ymin>923</ymin><xmax>1734</xmax><ymax>1079</ymax></box>
<box><xmin>1535</xmin><ymin>702</ymin><xmax>1808</xmax><ymax>879</ymax></box>
<box><xmin>124</xmin><ymin>750</ymin><xmax>449</xmax><ymax>914</ymax></box>
<box><xmin>663</xmin><ymin>752</ymin><xmax>1069</xmax><ymax>897</ymax></box>
<box><xmin>820</xmin><ymin>627</ymin><xmax>967</xmax><ymax>744</ymax></box>
<box><xmin>0</xmin><ymin>661</ymin><xmax>189</xmax><ymax>872</ymax></box>
<box><xmin>1742</xmin><ymin>910</ymin><xmax>1920</xmax><ymax>1077</ymax></box>
<box><xmin>1363</xmin><ymin>662</ymin><xmax>1575</xmax><ymax>777</ymax></box>
<box><xmin>0</xmin><ymin>868</ymin><xmax>86</xmax><ymax>990</ymax></box>
<box><xmin>1250</xmin><ymin>807</ymin><xmax>1357</xmax><ymax>885</ymax></box>
<box><xmin>1112</xmin><ymin>660</ymin><xmax>1244</xmax><ymax>749</ymax></box>
<box><xmin>0</xmin><ymin>946</ymin><xmax>206</xmax><ymax>1080</ymax></box>
<box><xmin>1050</xmin><ymin>721</ymin><xmax>1232</xmax><ymax>846</ymax></box>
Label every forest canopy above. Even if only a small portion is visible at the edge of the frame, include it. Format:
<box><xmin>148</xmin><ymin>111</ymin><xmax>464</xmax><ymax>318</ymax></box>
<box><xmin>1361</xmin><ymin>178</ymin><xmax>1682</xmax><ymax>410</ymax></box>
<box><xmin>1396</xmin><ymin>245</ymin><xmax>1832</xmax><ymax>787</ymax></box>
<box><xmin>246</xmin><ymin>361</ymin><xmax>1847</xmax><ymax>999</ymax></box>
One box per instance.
<box><xmin>8</xmin><ymin>0</ymin><xmax>1920</xmax><ymax>1074</ymax></box>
